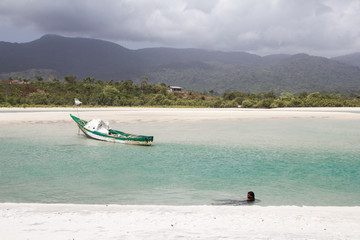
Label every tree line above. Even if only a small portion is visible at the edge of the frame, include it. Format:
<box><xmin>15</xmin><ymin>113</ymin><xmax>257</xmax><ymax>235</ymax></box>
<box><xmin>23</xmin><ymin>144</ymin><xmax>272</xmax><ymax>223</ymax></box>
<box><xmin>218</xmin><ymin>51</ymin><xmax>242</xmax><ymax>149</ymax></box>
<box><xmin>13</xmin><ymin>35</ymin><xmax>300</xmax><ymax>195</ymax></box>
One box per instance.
<box><xmin>1</xmin><ymin>76</ymin><xmax>360</xmax><ymax>108</ymax></box>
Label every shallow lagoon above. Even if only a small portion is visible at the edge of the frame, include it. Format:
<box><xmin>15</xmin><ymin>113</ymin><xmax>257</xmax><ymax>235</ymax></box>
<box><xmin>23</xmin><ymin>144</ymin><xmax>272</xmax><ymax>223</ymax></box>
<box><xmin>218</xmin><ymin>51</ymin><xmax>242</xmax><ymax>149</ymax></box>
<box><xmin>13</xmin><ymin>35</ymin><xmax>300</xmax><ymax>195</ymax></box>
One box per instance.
<box><xmin>1</xmin><ymin>112</ymin><xmax>359</xmax><ymax>206</ymax></box>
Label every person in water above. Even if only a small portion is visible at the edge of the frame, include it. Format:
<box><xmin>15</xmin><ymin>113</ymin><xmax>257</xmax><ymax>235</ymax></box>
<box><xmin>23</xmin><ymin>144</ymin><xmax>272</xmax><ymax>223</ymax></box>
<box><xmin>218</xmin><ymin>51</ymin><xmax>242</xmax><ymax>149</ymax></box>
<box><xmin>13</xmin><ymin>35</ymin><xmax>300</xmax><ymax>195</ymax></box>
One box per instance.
<box><xmin>215</xmin><ymin>191</ymin><xmax>257</xmax><ymax>205</ymax></box>
<box><xmin>247</xmin><ymin>191</ymin><xmax>255</xmax><ymax>202</ymax></box>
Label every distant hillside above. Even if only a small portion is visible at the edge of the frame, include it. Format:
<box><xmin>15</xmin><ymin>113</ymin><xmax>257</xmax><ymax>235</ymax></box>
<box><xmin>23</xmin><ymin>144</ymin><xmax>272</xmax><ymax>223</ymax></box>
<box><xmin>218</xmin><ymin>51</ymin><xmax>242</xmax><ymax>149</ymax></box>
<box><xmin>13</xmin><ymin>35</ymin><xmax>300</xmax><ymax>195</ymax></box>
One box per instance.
<box><xmin>144</xmin><ymin>54</ymin><xmax>360</xmax><ymax>94</ymax></box>
<box><xmin>0</xmin><ymin>34</ymin><xmax>143</xmax><ymax>80</ymax></box>
<box><xmin>1</xmin><ymin>35</ymin><xmax>360</xmax><ymax>94</ymax></box>
<box><xmin>137</xmin><ymin>47</ymin><xmax>265</xmax><ymax>66</ymax></box>
<box><xmin>332</xmin><ymin>53</ymin><xmax>360</xmax><ymax>67</ymax></box>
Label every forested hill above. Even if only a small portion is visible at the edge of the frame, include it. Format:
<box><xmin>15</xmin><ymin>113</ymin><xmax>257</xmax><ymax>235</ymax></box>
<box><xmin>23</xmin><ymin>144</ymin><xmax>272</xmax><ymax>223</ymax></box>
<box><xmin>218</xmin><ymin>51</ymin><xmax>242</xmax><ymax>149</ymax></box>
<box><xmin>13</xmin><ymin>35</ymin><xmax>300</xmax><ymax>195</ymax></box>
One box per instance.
<box><xmin>332</xmin><ymin>53</ymin><xmax>360</xmax><ymax>67</ymax></box>
<box><xmin>1</xmin><ymin>34</ymin><xmax>360</xmax><ymax>94</ymax></box>
<box><xmin>0</xmin><ymin>35</ymin><xmax>143</xmax><ymax>80</ymax></box>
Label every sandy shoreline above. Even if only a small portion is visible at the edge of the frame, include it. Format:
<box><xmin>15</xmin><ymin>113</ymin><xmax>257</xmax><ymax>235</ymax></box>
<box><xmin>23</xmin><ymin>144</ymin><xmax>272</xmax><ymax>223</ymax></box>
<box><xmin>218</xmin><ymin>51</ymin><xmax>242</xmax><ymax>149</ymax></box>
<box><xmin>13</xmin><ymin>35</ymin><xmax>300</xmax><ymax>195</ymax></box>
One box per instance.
<box><xmin>1</xmin><ymin>203</ymin><xmax>359</xmax><ymax>239</ymax></box>
<box><xmin>1</xmin><ymin>107</ymin><xmax>360</xmax><ymax>124</ymax></box>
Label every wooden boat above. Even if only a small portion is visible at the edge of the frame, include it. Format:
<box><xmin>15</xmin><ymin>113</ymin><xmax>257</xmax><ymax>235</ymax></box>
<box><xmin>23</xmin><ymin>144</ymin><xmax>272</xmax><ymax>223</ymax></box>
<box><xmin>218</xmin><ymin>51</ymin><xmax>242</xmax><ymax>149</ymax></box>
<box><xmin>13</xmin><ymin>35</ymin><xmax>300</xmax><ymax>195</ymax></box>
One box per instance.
<box><xmin>70</xmin><ymin>114</ymin><xmax>153</xmax><ymax>145</ymax></box>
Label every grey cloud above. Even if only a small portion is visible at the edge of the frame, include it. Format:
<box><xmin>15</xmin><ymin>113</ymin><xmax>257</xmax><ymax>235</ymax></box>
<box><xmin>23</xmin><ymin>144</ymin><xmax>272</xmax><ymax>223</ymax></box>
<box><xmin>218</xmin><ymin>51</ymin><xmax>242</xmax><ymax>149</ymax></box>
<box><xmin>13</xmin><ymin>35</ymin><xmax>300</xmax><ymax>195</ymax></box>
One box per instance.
<box><xmin>0</xmin><ymin>0</ymin><xmax>360</xmax><ymax>56</ymax></box>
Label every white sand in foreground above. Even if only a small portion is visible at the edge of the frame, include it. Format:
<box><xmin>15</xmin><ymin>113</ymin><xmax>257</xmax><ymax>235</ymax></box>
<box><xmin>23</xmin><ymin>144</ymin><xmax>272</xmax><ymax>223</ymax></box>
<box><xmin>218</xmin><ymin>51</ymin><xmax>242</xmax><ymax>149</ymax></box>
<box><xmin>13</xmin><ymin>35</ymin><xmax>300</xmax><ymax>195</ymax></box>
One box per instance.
<box><xmin>1</xmin><ymin>107</ymin><xmax>360</xmax><ymax>124</ymax></box>
<box><xmin>1</xmin><ymin>204</ymin><xmax>359</xmax><ymax>240</ymax></box>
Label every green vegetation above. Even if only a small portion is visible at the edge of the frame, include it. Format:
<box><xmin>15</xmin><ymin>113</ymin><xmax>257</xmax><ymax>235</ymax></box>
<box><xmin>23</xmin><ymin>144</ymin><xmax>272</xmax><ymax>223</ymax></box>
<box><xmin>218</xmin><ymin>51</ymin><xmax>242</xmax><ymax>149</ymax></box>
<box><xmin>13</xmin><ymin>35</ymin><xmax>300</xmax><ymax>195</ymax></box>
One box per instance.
<box><xmin>2</xmin><ymin>77</ymin><xmax>360</xmax><ymax>108</ymax></box>
<box><xmin>223</xmin><ymin>91</ymin><xmax>360</xmax><ymax>108</ymax></box>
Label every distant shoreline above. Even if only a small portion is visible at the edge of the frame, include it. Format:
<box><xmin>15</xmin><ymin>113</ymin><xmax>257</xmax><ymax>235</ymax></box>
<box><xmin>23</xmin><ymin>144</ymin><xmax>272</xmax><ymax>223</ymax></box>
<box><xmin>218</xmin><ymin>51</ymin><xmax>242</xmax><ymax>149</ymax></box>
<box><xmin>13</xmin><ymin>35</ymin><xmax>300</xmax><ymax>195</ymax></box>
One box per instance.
<box><xmin>1</xmin><ymin>107</ymin><xmax>360</xmax><ymax>124</ymax></box>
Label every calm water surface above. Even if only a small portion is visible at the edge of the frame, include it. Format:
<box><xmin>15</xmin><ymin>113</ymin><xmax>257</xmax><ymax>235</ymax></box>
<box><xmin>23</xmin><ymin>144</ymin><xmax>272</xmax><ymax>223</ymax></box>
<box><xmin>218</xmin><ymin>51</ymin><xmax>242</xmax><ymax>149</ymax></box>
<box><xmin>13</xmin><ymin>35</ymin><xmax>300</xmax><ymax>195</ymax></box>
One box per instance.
<box><xmin>0</xmin><ymin>114</ymin><xmax>359</xmax><ymax>206</ymax></box>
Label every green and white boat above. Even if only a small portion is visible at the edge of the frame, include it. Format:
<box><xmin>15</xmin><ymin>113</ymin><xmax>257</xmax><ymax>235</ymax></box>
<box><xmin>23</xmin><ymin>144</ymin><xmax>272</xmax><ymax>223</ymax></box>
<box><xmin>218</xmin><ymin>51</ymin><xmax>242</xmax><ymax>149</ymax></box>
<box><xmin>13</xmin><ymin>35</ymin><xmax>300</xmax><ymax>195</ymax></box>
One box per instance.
<box><xmin>70</xmin><ymin>114</ymin><xmax>153</xmax><ymax>146</ymax></box>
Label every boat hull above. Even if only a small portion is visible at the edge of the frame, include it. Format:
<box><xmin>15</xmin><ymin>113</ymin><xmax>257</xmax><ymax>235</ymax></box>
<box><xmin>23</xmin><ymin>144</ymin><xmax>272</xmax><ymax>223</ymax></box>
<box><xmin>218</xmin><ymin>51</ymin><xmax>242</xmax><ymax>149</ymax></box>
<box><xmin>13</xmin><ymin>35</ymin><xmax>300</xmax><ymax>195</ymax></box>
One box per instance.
<box><xmin>70</xmin><ymin>114</ymin><xmax>153</xmax><ymax>146</ymax></box>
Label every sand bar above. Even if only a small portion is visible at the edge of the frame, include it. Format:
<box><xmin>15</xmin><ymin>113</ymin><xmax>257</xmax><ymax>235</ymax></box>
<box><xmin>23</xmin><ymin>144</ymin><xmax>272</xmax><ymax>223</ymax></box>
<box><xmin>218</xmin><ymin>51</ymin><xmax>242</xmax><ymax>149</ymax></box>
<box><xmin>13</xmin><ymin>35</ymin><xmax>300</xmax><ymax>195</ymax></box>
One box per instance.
<box><xmin>1</xmin><ymin>204</ymin><xmax>360</xmax><ymax>240</ymax></box>
<box><xmin>1</xmin><ymin>107</ymin><xmax>360</xmax><ymax>124</ymax></box>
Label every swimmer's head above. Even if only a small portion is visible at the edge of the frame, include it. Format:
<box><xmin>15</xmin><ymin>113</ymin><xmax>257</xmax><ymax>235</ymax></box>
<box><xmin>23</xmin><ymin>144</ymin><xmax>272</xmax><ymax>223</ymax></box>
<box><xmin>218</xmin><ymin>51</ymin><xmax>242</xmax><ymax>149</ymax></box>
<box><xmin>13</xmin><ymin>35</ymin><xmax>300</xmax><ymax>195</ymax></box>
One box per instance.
<box><xmin>247</xmin><ymin>191</ymin><xmax>255</xmax><ymax>201</ymax></box>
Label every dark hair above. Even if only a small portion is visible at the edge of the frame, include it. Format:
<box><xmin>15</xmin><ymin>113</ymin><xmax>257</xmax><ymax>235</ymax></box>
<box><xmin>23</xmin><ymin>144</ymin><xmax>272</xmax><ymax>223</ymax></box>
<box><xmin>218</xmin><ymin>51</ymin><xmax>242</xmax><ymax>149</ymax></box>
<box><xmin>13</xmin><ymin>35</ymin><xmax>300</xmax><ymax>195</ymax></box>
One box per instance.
<box><xmin>248</xmin><ymin>191</ymin><xmax>255</xmax><ymax>200</ymax></box>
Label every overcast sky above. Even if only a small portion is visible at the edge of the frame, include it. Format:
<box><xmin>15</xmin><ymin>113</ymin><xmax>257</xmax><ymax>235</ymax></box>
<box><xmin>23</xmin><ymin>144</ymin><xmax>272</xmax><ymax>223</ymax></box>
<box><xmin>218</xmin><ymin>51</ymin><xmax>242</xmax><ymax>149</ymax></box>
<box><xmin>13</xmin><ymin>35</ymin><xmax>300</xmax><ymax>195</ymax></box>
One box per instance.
<box><xmin>1</xmin><ymin>0</ymin><xmax>359</xmax><ymax>57</ymax></box>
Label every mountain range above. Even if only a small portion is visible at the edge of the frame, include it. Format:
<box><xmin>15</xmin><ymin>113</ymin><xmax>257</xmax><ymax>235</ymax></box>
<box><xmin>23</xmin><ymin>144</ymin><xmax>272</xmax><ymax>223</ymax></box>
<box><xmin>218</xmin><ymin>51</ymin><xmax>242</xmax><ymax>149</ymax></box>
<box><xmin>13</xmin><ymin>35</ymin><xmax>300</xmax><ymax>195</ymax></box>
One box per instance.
<box><xmin>1</xmin><ymin>34</ymin><xmax>360</xmax><ymax>94</ymax></box>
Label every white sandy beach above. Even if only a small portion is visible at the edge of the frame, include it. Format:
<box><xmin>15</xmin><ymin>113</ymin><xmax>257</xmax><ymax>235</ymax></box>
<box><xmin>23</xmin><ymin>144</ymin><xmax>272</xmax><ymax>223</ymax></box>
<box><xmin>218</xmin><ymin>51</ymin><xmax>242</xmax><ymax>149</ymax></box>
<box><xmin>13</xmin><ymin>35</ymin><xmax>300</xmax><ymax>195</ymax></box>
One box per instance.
<box><xmin>1</xmin><ymin>204</ymin><xmax>359</xmax><ymax>240</ymax></box>
<box><xmin>1</xmin><ymin>107</ymin><xmax>360</xmax><ymax>239</ymax></box>
<box><xmin>1</xmin><ymin>107</ymin><xmax>360</xmax><ymax>124</ymax></box>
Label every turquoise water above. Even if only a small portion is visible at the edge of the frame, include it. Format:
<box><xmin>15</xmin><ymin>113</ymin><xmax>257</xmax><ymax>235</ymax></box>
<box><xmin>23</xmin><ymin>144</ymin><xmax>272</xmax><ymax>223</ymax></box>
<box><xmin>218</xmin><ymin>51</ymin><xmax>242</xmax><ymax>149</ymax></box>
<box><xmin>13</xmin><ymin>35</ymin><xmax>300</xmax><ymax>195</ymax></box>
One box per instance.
<box><xmin>0</xmin><ymin>114</ymin><xmax>359</xmax><ymax>206</ymax></box>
